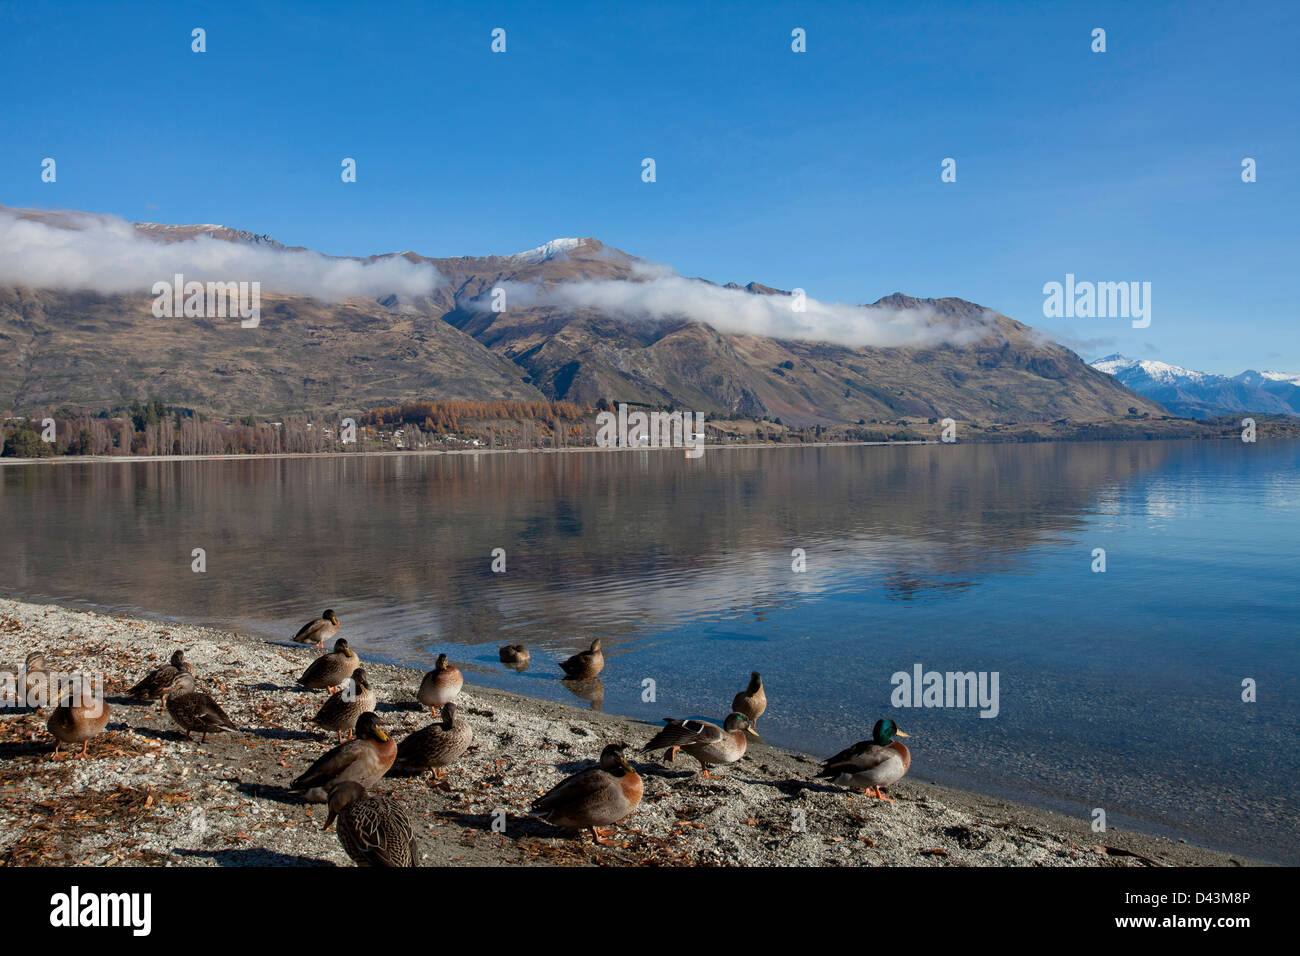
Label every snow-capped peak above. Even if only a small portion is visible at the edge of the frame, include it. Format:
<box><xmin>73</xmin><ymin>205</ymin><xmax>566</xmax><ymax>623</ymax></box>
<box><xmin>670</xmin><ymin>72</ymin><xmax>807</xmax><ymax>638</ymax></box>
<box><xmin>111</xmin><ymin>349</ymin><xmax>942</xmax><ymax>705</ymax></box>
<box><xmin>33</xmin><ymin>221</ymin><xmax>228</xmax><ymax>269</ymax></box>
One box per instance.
<box><xmin>1090</xmin><ymin>354</ymin><xmax>1216</xmax><ymax>385</ymax></box>
<box><xmin>509</xmin><ymin>237</ymin><xmax>588</xmax><ymax>263</ymax></box>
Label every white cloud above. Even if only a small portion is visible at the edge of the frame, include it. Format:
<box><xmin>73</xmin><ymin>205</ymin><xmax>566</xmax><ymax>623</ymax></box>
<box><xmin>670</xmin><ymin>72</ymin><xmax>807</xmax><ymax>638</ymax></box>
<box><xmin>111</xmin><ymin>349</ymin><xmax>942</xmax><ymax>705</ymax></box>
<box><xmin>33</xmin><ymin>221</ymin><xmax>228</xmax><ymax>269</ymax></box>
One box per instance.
<box><xmin>480</xmin><ymin>264</ymin><xmax>992</xmax><ymax>349</ymax></box>
<box><xmin>0</xmin><ymin>208</ymin><xmax>439</xmax><ymax>300</ymax></box>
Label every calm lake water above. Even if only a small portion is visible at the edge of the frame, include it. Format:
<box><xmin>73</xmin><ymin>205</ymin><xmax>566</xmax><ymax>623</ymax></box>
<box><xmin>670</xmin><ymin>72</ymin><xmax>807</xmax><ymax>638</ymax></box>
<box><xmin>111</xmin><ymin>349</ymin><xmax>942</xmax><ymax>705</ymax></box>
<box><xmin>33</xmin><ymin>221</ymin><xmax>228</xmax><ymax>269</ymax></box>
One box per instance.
<box><xmin>2</xmin><ymin>440</ymin><xmax>1297</xmax><ymax>863</ymax></box>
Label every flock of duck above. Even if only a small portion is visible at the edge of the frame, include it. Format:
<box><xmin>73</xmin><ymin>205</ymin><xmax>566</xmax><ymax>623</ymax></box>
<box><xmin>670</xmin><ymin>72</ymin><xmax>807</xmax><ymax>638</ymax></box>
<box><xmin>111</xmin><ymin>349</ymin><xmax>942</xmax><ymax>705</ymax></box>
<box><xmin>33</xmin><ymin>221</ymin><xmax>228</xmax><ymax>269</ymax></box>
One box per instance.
<box><xmin>16</xmin><ymin>608</ymin><xmax>913</xmax><ymax>866</ymax></box>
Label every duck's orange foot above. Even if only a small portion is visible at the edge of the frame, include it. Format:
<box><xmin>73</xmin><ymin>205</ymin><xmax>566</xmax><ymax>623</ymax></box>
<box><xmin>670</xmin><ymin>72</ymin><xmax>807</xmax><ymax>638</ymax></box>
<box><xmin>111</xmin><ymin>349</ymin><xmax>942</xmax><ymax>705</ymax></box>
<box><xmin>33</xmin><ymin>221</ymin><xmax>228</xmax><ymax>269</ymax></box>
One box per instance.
<box><xmin>701</xmin><ymin>767</ymin><xmax>715</xmax><ymax>778</ymax></box>
<box><xmin>589</xmin><ymin>826</ymin><xmax>611</xmax><ymax>845</ymax></box>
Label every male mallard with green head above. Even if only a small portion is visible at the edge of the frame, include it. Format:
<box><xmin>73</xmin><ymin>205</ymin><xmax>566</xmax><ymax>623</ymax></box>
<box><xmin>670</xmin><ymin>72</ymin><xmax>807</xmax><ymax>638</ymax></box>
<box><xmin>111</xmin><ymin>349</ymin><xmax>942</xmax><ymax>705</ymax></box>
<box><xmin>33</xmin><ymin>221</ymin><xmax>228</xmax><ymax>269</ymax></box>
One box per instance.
<box><xmin>163</xmin><ymin>672</ymin><xmax>239</xmax><ymax>743</ymax></box>
<box><xmin>310</xmin><ymin>668</ymin><xmax>377</xmax><ymax>743</ymax></box>
<box><xmin>559</xmin><ymin>638</ymin><xmax>603</xmax><ymax>679</ymax></box>
<box><xmin>731</xmin><ymin>671</ymin><xmax>766</xmax><ymax>731</ymax></box>
<box><xmin>642</xmin><ymin>713</ymin><xmax>755</xmax><ymax>777</ymax></box>
<box><xmin>297</xmin><ymin>637</ymin><xmax>360</xmax><ymax>693</ymax></box>
<box><xmin>394</xmin><ymin>701</ymin><xmax>473</xmax><ymax>778</ymax></box>
<box><xmin>127</xmin><ymin>649</ymin><xmax>195</xmax><ymax>706</ymax></box>
<box><xmin>530</xmin><ymin>743</ymin><xmax>642</xmax><ymax>845</ymax></box>
<box><xmin>292</xmin><ymin>712</ymin><xmax>397</xmax><ymax>802</ymax></box>
<box><xmin>324</xmin><ymin>781</ymin><xmax>418</xmax><ymax>867</ymax></box>
<box><xmin>817</xmin><ymin>718</ymin><xmax>911</xmax><ymax>800</ymax></box>
<box><xmin>47</xmin><ymin>683</ymin><xmax>110</xmax><ymax>758</ymax></box>
<box><xmin>416</xmin><ymin>653</ymin><xmax>463</xmax><ymax>716</ymax></box>
<box><xmin>294</xmin><ymin>609</ymin><xmax>340</xmax><ymax>652</ymax></box>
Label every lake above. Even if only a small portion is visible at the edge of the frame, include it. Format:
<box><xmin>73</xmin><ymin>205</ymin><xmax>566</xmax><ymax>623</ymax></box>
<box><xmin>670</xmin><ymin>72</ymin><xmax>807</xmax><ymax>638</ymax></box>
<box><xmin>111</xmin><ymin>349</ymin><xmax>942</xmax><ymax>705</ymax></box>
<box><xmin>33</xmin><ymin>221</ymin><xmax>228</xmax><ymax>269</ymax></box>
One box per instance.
<box><xmin>1</xmin><ymin>439</ymin><xmax>1296</xmax><ymax>863</ymax></box>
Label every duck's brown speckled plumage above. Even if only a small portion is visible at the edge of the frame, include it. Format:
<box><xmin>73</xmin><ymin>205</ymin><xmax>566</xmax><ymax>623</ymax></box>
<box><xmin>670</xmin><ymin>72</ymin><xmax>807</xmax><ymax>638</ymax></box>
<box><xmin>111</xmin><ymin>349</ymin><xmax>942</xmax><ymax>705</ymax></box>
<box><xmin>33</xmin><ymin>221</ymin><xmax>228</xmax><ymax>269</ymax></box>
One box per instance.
<box><xmin>395</xmin><ymin>701</ymin><xmax>473</xmax><ymax>775</ymax></box>
<box><xmin>163</xmin><ymin>672</ymin><xmax>238</xmax><ymax>743</ymax></box>
<box><xmin>310</xmin><ymin>668</ymin><xmax>376</xmax><ymax>742</ymax></box>
<box><xmin>559</xmin><ymin>638</ymin><xmax>604</xmax><ymax>679</ymax></box>
<box><xmin>642</xmin><ymin>713</ymin><xmax>753</xmax><ymax>775</ymax></box>
<box><xmin>47</xmin><ymin>684</ymin><xmax>110</xmax><ymax>757</ymax></box>
<box><xmin>731</xmin><ymin>671</ymin><xmax>766</xmax><ymax>730</ymax></box>
<box><xmin>416</xmin><ymin>653</ymin><xmax>463</xmax><ymax>714</ymax></box>
<box><xmin>324</xmin><ymin>782</ymin><xmax>418</xmax><ymax>867</ymax></box>
<box><xmin>128</xmin><ymin>650</ymin><xmax>196</xmax><ymax>704</ymax></box>
<box><xmin>292</xmin><ymin>712</ymin><xmax>396</xmax><ymax>802</ymax></box>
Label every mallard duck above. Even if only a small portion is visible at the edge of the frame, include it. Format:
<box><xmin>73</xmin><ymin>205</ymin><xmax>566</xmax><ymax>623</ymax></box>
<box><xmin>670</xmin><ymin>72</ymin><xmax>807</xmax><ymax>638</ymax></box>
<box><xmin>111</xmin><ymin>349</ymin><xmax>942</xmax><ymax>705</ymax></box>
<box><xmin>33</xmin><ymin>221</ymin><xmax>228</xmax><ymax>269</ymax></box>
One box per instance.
<box><xmin>297</xmin><ymin>638</ymin><xmax>360</xmax><ymax>693</ymax></box>
<box><xmin>21</xmin><ymin>651</ymin><xmax>50</xmax><ymax>709</ymax></box>
<box><xmin>416</xmin><ymin>654</ymin><xmax>463</xmax><ymax>716</ymax></box>
<box><xmin>642</xmin><ymin>713</ymin><xmax>755</xmax><ymax>776</ymax></box>
<box><xmin>291</xmin><ymin>711</ymin><xmax>397</xmax><ymax>802</ymax></box>
<box><xmin>294</xmin><ymin>609</ymin><xmax>340</xmax><ymax>652</ymax></box>
<box><xmin>310</xmin><ymin>668</ymin><xmax>376</xmax><ymax>743</ymax></box>
<box><xmin>163</xmin><ymin>672</ymin><xmax>239</xmax><ymax>743</ymax></box>
<box><xmin>47</xmin><ymin>684</ymin><xmax>110</xmax><ymax>758</ymax></box>
<box><xmin>731</xmin><ymin>671</ymin><xmax>766</xmax><ymax>731</ymax></box>
<box><xmin>559</xmin><ymin>638</ymin><xmax>603</xmax><ymax>679</ymax></box>
<box><xmin>530</xmin><ymin>743</ymin><xmax>642</xmax><ymax>844</ymax></box>
<box><xmin>499</xmin><ymin>644</ymin><xmax>529</xmax><ymax>668</ymax></box>
<box><xmin>127</xmin><ymin>649</ymin><xmax>195</xmax><ymax>706</ymax></box>
<box><xmin>394</xmin><ymin>701</ymin><xmax>473</xmax><ymax>777</ymax></box>
<box><xmin>817</xmin><ymin>718</ymin><xmax>911</xmax><ymax>800</ymax></box>
<box><xmin>324</xmin><ymin>782</ymin><xmax>418</xmax><ymax>867</ymax></box>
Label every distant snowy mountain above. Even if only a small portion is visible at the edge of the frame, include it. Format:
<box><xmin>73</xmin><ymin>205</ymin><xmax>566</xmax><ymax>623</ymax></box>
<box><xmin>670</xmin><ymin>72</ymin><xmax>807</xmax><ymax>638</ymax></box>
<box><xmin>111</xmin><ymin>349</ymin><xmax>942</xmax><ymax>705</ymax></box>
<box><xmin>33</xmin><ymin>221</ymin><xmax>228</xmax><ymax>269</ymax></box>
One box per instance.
<box><xmin>1091</xmin><ymin>354</ymin><xmax>1300</xmax><ymax>419</ymax></box>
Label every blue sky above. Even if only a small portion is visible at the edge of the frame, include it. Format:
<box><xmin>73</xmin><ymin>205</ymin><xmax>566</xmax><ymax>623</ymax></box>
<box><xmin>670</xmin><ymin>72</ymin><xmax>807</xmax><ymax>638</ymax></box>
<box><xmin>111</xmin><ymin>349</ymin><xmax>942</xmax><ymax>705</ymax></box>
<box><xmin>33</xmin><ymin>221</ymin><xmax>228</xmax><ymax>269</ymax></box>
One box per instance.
<box><xmin>1</xmin><ymin>0</ymin><xmax>1296</xmax><ymax>374</ymax></box>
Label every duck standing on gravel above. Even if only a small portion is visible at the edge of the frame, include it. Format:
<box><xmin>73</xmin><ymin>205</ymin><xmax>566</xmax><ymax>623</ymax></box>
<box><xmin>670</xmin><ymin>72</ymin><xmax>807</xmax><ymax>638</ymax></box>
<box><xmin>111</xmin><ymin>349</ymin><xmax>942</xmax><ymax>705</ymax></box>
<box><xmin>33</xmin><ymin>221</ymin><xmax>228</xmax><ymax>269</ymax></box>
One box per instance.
<box><xmin>21</xmin><ymin>651</ymin><xmax>50</xmax><ymax>709</ymax></box>
<box><xmin>297</xmin><ymin>638</ymin><xmax>360</xmax><ymax>694</ymax></box>
<box><xmin>291</xmin><ymin>712</ymin><xmax>397</xmax><ymax>802</ymax></box>
<box><xmin>47</xmin><ymin>683</ymin><xmax>110</xmax><ymax>758</ymax></box>
<box><xmin>163</xmin><ymin>672</ymin><xmax>239</xmax><ymax>743</ymax></box>
<box><xmin>323</xmin><ymin>781</ymin><xmax>418</xmax><ymax>867</ymax></box>
<box><xmin>817</xmin><ymin>719</ymin><xmax>911</xmax><ymax>801</ymax></box>
<box><xmin>416</xmin><ymin>653</ymin><xmax>463</xmax><ymax>716</ymax></box>
<box><xmin>530</xmin><ymin>743</ymin><xmax>642</xmax><ymax>845</ymax></box>
<box><xmin>731</xmin><ymin>671</ymin><xmax>767</xmax><ymax>732</ymax></box>
<box><xmin>293</xmin><ymin>609</ymin><xmax>340</xmax><ymax>653</ymax></box>
<box><xmin>394</xmin><ymin>701</ymin><xmax>473</xmax><ymax>778</ymax></box>
<box><xmin>642</xmin><ymin>713</ymin><xmax>755</xmax><ymax>777</ymax></box>
<box><xmin>127</xmin><ymin>649</ymin><xmax>196</xmax><ymax>706</ymax></box>
<box><xmin>310</xmin><ymin>668</ymin><xmax>376</xmax><ymax>743</ymax></box>
<box><xmin>558</xmin><ymin>638</ymin><xmax>603</xmax><ymax>680</ymax></box>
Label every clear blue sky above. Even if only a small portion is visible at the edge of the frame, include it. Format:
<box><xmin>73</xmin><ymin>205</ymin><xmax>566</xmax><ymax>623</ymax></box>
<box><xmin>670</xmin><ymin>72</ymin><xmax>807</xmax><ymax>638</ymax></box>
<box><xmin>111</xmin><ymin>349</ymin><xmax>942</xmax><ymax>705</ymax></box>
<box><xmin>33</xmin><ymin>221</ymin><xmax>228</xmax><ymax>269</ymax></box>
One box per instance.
<box><xmin>2</xmin><ymin>0</ymin><xmax>1296</xmax><ymax>374</ymax></box>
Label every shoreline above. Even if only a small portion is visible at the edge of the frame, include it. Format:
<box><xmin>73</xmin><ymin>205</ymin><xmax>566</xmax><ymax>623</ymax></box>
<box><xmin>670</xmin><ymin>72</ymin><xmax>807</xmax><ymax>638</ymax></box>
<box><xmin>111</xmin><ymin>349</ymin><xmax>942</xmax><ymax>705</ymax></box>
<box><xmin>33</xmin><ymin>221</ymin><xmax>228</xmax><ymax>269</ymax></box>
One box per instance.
<box><xmin>0</xmin><ymin>597</ymin><xmax>1256</xmax><ymax>867</ymax></box>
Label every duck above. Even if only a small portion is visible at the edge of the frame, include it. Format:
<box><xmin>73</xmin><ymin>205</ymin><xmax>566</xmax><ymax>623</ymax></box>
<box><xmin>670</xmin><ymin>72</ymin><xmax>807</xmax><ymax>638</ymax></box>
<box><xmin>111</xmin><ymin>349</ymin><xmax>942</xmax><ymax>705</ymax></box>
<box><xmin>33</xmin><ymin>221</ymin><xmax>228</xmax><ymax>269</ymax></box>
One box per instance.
<box><xmin>416</xmin><ymin>654</ymin><xmax>463</xmax><ymax>716</ymax></box>
<box><xmin>816</xmin><ymin>718</ymin><xmax>911</xmax><ymax>800</ymax></box>
<box><xmin>294</xmin><ymin>609</ymin><xmax>340</xmax><ymax>652</ymax></box>
<box><xmin>498</xmin><ymin>644</ymin><xmax>529</xmax><ymax>669</ymax></box>
<box><xmin>163</xmin><ymin>672</ymin><xmax>239</xmax><ymax>743</ymax></box>
<box><xmin>530</xmin><ymin>743</ymin><xmax>642</xmax><ymax>844</ymax></box>
<box><xmin>297</xmin><ymin>637</ymin><xmax>360</xmax><ymax>693</ymax></box>
<box><xmin>21</xmin><ymin>651</ymin><xmax>50</xmax><ymax>709</ymax></box>
<box><xmin>47</xmin><ymin>684</ymin><xmax>110</xmax><ymax>758</ymax></box>
<box><xmin>558</xmin><ymin>638</ymin><xmax>603</xmax><ymax>680</ymax></box>
<box><xmin>291</xmin><ymin>711</ymin><xmax>397</xmax><ymax>803</ymax></box>
<box><xmin>394</xmin><ymin>701</ymin><xmax>473</xmax><ymax>777</ymax></box>
<box><xmin>127</xmin><ymin>649</ymin><xmax>196</xmax><ymax>706</ymax></box>
<box><xmin>324</xmin><ymin>782</ymin><xmax>418</xmax><ymax>867</ymax></box>
<box><xmin>731</xmin><ymin>671</ymin><xmax>767</xmax><ymax>732</ymax></box>
<box><xmin>642</xmin><ymin>713</ymin><xmax>755</xmax><ymax>777</ymax></box>
<box><xmin>310</xmin><ymin>668</ymin><xmax>376</xmax><ymax>743</ymax></box>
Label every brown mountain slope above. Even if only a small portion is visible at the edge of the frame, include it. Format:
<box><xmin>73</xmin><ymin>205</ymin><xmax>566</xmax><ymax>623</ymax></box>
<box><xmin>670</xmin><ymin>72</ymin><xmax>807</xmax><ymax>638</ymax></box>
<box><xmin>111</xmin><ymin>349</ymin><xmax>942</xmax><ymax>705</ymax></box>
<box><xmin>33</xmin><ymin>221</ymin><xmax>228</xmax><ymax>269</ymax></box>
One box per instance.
<box><xmin>0</xmin><ymin>213</ymin><xmax>1165</xmax><ymax>422</ymax></box>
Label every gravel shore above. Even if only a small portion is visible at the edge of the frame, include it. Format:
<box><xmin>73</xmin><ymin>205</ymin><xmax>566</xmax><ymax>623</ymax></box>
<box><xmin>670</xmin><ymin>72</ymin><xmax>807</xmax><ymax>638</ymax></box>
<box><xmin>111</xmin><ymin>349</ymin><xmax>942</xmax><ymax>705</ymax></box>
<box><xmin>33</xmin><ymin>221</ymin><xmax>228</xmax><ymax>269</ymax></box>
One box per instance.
<box><xmin>0</xmin><ymin>597</ymin><xmax>1252</xmax><ymax>867</ymax></box>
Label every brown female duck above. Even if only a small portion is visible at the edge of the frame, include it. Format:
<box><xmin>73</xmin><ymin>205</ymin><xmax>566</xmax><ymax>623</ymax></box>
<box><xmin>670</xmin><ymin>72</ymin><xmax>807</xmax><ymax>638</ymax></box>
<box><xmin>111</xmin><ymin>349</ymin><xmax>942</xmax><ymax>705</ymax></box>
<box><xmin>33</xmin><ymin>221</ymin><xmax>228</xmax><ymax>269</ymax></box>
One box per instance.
<box><xmin>394</xmin><ymin>701</ymin><xmax>473</xmax><ymax>777</ymax></box>
<box><xmin>294</xmin><ymin>609</ymin><xmax>340</xmax><ymax>652</ymax></box>
<box><xmin>731</xmin><ymin>671</ymin><xmax>767</xmax><ymax>731</ymax></box>
<box><xmin>530</xmin><ymin>743</ymin><xmax>642</xmax><ymax>844</ymax></box>
<box><xmin>127</xmin><ymin>649</ymin><xmax>196</xmax><ymax>706</ymax></box>
<box><xmin>47</xmin><ymin>684</ymin><xmax>110</xmax><ymax>758</ymax></box>
<box><xmin>324</xmin><ymin>781</ymin><xmax>418</xmax><ymax>867</ymax></box>
<box><xmin>416</xmin><ymin>653</ymin><xmax>463</xmax><ymax>716</ymax></box>
<box><xmin>310</xmin><ymin>668</ymin><xmax>376</xmax><ymax>743</ymax></box>
<box><xmin>558</xmin><ymin>638</ymin><xmax>603</xmax><ymax>679</ymax></box>
<box><xmin>297</xmin><ymin>638</ymin><xmax>360</xmax><ymax>693</ymax></box>
<box><xmin>163</xmin><ymin>672</ymin><xmax>238</xmax><ymax>743</ymax></box>
<box><xmin>291</xmin><ymin>712</ymin><xmax>396</xmax><ymax>802</ymax></box>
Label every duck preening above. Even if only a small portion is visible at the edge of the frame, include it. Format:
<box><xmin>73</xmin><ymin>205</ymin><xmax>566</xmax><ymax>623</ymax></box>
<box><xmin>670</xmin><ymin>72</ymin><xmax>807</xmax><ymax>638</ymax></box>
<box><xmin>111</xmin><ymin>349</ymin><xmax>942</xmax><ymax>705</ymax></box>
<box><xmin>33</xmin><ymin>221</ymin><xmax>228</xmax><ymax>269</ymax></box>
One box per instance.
<box><xmin>642</xmin><ymin>713</ymin><xmax>754</xmax><ymax>777</ymax></box>
<box><xmin>294</xmin><ymin>609</ymin><xmax>340</xmax><ymax>652</ymax></box>
<box><xmin>530</xmin><ymin>743</ymin><xmax>642</xmax><ymax>844</ymax></box>
<box><xmin>817</xmin><ymin>718</ymin><xmax>911</xmax><ymax>800</ymax></box>
<box><xmin>731</xmin><ymin>671</ymin><xmax>766</xmax><ymax>732</ymax></box>
<box><xmin>559</xmin><ymin>638</ymin><xmax>603</xmax><ymax>680</ymax></box>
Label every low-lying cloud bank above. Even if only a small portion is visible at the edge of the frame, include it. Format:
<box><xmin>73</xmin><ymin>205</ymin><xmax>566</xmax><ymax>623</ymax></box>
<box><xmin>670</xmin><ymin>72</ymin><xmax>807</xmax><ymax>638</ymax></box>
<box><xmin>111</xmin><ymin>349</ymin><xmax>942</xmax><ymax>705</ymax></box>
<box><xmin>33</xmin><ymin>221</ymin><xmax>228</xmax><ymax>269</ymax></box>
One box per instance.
<box><xmin>0</xmin><ymin>208</ymin><xmax>439</xmax><ymax>301</ymax></box>
<box><xmin>477</xmin><ymin>264</ymin><xmax>992</xmax><ymax>349</ymax></box>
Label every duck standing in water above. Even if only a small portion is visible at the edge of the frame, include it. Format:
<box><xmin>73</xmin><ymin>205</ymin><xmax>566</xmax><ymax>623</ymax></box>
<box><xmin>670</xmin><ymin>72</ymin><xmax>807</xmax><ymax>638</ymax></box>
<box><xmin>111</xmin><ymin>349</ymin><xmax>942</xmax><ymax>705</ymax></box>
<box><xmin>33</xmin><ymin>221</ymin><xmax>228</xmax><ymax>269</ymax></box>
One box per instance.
<box><xmin>642</xmin><ymin>713</ymin><xmax>755</xmax><ymax>777</ymax></box>
<box><xmin>297</xmin><ymin>638</ymin><xmax>360</xmax><ymax>693</ymax></box>
<box><xmin>817</xmin><ymin>718</ymin><xmax>911</xmax><ymax>800</ymax></box>
<box><xmin>324</xmin><ymin>781</ymin><xmax>418</xmax><ymax>867</ymax></box>
<box><xmin>731</xmin><ymin>671</ymin><xmax>766</xmax><ymax>732</ymax></box>
<box><xmin>416</xmin><ymin>653</ymin><xmax>463</xmax><ymax>716</ymax></box>
<box><xmin>293</xmin><ymin>609</ymin><xmax>340</xmax><ymax>652</ymax></box>
<box><xmin>530</xmin><ymin>743</ymin><xmax>642</xmax><ymax>845</ymax></box>
<box><xmin>559</xmin><ymin>638</ymin><xmax>603</xmax><ymax>680</ymax></box>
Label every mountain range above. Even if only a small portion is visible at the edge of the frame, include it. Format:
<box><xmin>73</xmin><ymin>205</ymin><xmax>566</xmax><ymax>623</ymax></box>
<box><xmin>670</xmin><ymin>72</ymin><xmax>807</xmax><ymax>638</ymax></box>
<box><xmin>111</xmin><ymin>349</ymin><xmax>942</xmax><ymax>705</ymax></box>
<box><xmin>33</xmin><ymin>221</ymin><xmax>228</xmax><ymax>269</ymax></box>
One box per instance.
<box><xmin>1</xmin><ymin>206</ymin><xmax>1170</xmax><ymax>423</ymax></box>
<box><xmin>1090</xmin><ymin>355</ymin><xmax>1300</xmax><ymax>419</ymax></box>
